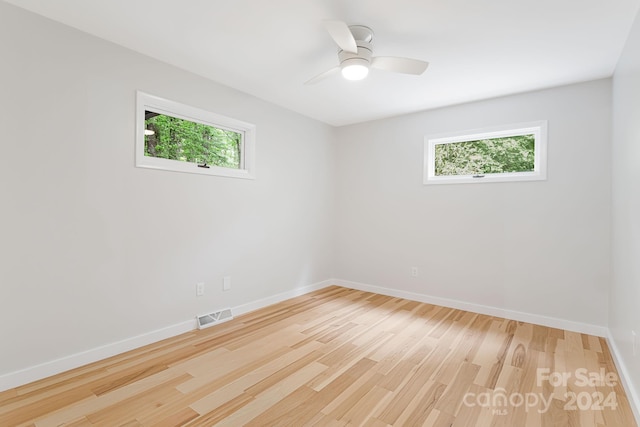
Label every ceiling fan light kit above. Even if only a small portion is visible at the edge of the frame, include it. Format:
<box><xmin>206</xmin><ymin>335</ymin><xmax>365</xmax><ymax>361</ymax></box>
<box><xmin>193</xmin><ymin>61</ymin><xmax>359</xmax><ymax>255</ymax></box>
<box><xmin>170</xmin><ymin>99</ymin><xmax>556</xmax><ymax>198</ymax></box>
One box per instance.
<box><xmin>339</xmin><ymin>39</ymin><xmax>372</xmax><ymax>80</ymax></box>
<box><xmin>306</xmin><ymin>20</ymin><xmax>429</xmax><ymax>85</ymax></box>
<box><xmin>341</xmin><ymin>60</ymin><xmax>369</xmax><ymax>80</ymax></box>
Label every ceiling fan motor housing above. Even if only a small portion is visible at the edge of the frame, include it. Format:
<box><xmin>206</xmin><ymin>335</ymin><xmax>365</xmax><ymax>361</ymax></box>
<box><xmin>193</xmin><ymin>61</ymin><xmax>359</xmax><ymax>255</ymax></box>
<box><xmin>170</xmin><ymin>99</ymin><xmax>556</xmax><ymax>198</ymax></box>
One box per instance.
<box><xmin>338</xmin><ymin>25</ymin><xmax>374</xmax><ymax>67</ymax></box>
<box><xmin>338</xmin><ymin>41</ymin><xmax>373</xmax><ymax>67</ymax></box>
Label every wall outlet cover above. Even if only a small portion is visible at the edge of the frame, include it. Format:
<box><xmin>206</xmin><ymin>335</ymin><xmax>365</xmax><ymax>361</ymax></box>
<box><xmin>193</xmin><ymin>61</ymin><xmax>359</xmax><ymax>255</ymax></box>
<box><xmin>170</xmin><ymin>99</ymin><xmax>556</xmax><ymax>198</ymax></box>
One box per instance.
<box><xmin>196</xmin><ymin>282</ymin><xmax>205</xmax><ymax>296</ymax></box>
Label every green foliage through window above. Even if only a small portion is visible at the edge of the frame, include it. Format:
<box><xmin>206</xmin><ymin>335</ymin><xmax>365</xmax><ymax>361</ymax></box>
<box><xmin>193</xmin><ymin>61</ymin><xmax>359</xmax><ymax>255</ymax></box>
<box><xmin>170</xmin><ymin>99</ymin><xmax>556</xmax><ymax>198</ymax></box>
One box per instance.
<box><xmin>144</xmin><ymin>112</ymin><xmax>242</xmax><ymax>169</ymax></box>
<box><xmin>434</xmin><ymin>134</ymin><xmax>535</xmax><ymax>176</ymax></box>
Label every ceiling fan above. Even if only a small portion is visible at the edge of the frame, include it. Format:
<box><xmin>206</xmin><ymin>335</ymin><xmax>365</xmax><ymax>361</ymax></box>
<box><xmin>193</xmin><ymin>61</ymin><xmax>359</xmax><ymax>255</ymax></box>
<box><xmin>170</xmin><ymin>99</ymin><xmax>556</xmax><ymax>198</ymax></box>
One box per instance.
<box><xmin>305</xmin><ymin>20</ymin><xmax>429</xmax><ymax>85</ymax></box>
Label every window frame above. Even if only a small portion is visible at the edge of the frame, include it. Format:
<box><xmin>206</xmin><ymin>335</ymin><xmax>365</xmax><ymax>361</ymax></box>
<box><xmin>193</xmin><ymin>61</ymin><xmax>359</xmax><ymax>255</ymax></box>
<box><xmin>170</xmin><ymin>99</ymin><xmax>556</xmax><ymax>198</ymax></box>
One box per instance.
<box><xmin>135</xmin><ymin>91</ymin><xmax>255</xmax><ymax>179</ymax></box>
<box><xmin>423</xmin><ymin>121</ymin><xmax>547</xmax><ymax>185</ymax></box>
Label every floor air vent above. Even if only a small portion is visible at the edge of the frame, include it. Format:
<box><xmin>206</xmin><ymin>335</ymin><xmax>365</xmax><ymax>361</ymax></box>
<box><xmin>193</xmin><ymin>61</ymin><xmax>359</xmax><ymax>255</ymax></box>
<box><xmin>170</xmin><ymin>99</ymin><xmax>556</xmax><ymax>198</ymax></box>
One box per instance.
<box><xmin>196</xmin><ymin>308</ymin><xmax>233</xmax><ymax>330</ymax></box>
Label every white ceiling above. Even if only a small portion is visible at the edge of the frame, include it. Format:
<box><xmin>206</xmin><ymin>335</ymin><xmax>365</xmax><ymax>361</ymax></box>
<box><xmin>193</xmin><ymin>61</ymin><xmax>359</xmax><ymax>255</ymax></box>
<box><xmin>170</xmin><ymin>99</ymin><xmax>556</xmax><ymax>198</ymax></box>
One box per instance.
<box><xmin>5</xmin><ymin>0</ymin><xmax>640</xmax><ymax>126</ymax></box>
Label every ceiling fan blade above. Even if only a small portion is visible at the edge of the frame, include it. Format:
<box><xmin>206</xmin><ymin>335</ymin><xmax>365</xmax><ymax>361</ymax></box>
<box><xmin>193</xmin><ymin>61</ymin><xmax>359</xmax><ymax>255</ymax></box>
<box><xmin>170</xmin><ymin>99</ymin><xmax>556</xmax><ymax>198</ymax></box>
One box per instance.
<box><xmin>304</xmin><ymin>66</ymin><xmax>340</xmax><ymax>85</ymax></box>
<box><xmin>324</xmin><ymin>20</ymin><xmax>358</xmax><ymax>53</ymax></box>
<box><xmin>371</xmin><ymin>56</ymin><xmax>429</xmax><ymax>75</ymax></box>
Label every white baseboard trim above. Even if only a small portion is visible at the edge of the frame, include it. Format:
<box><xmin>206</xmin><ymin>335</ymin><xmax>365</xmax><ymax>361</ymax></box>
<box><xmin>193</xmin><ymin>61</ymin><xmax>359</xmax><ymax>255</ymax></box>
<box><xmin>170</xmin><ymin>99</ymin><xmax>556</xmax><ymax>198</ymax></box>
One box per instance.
<box><xmin>0</xmin><ymin>279</ymin><xmax>334</xmax><ymax>393</ymax></box>
<box><xmin>606</xmin><ymin>330</ymin><xmax>640</xmax><ymax>424</ymax></box>
<box><xmin>0</xmin><ymin>278</ymin><xmax>612</xmax><ymax>394</ymax></box>
<box><xmin>333</xmin><ymin>279</ymin><xmax>608</xmax><ymax>337</ymax></box>
<box><xmin>0</xmin><ymin>319</ymin><xmax>195</xmax><ymax>393</ymax></box>
<box><xmin>233</xmin><ymin>279</ymin><xmax>334</xmax><ymax>316</ymax></box>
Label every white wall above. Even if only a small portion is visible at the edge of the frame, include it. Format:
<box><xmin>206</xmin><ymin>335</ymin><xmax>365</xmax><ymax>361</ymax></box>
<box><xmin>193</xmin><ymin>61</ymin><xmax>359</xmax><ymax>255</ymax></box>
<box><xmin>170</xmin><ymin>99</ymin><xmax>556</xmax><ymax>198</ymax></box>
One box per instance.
<box><xmin>611</xmin><ymin>7</ymin><xmax>640</xmax><ymax>414</ymax></box>
<box><xmin>334</xmin><ymin>80</ymin><xmax>612</xmax><ymax>329</ymax></box>
<box><xmin>0</xmin><ymin>2</ymin><xmax>335</xmax><ymax>378</ymax></box>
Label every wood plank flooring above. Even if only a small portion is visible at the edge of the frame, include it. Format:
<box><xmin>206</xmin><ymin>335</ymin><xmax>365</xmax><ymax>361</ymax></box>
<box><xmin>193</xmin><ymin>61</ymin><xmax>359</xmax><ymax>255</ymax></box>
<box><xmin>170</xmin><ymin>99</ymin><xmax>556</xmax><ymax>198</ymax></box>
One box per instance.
<box><xmin>0</xmin><ymin>286</ymin><xmax>636</xmax><ymax>426</ymax></box>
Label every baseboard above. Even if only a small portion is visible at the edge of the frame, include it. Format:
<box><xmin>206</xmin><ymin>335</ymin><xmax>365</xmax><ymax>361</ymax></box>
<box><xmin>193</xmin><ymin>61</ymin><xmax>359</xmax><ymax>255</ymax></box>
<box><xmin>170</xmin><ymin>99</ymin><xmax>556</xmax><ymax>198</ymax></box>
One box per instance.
<box><xmin>333</xmin><ymin>279</ymin><xmax>608</xmax><ymax>337</ymax></box>
<box><xmin>0</xmin><ymin>278</ymin><xmax>611</xmax><ymax>393</ymax></box>
<box><xmin>606</xmin><ymin>330</ymin><xmax>640</xmax><ymax>424</ymax></box>
<box><xmin>233</xmin><ymin>279</ymin><xmax>334</xmax><ymax>316</ymax></box>
<box><xmin>0</xmin><ymin>279</ymin><xmax>334</xmax><ymax>393</ymax></box>
<box><xmin>0</xmin><ymin>319</ymin><xmax>196</xmax><ymax>393</ymax></box>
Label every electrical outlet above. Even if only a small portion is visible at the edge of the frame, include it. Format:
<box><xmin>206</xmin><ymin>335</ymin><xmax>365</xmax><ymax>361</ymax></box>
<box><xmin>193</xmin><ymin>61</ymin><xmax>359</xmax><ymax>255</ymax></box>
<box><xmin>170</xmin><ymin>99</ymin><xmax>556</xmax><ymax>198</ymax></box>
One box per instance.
<box><xmin>411</xmin><ymin>267</ymin><xmax>418</xmax><ymax>277</ymax></box>
<box><xmin>223</xmin><ymin>276</ymin><xmax>231</xmax><ymax>291</ymax></box>
<box><xmin>196</xmin><ymin>282</ymin><xmax>205</xmax><ymax>296</ymax></box>
<box><xmin>633</xmin><ymin>330</ymin><xmax>638</xmax><ymax>357</ymax></box>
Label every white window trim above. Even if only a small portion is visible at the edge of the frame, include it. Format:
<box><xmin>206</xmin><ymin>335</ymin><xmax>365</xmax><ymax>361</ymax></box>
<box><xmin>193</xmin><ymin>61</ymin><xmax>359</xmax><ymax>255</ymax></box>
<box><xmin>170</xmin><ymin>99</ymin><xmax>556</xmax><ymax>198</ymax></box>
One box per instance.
<box><xmin>136</xmin><ymin>91</ymin><xmax>255</xmax><ymax>179</ymax></box>
<box><xmin>424</xmin><ymin>120</ymin><xmax>547</xmax><ymax>185</ymax></box>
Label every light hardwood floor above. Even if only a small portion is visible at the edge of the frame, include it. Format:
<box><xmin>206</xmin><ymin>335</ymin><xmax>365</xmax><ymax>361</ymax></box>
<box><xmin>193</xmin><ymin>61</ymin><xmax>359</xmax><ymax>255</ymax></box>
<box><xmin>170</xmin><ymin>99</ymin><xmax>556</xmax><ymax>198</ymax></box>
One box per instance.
<box><xmin>0</xmin><ymin>286</ymin><xmax>636</xmax><ymax>426</ymax></box>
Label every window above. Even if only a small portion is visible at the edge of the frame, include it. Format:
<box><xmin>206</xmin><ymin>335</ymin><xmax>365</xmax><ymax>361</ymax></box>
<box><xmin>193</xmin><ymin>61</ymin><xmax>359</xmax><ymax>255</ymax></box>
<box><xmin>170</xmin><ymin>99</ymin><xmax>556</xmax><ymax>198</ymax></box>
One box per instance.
<box><xmin>136</xmin><ymin>92</ymin><xmax>255</xmax><ymax>179</ymax></box>
<box><xmin>424</xmin><ymin>121</ymin><xmax>547</xmax><ymax>185</ymax></box>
